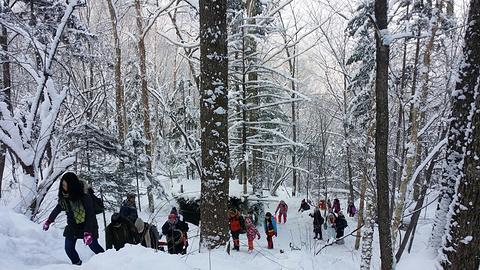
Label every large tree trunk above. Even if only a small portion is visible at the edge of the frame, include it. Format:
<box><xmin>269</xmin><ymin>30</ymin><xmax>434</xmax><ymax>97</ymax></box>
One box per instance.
<box><xmin>374</xmin><ymin>0</ymin><xmax>393</xmax><ymax>269</ymax></box>
<box><xmin>199</xmin><ymin>0</ymin><xmax>230</xmax><ymax>251</ymax></box>
<box><xmin>441</xmin><ymin>0</ymin><xmax>480</xmax><ymax>268</ymax></box>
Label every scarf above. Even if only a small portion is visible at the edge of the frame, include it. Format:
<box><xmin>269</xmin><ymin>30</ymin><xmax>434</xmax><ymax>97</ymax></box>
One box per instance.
<box><xmin>61</xmin><ymin>192</ymin><xmax>86</xmax><ymax>224</ymax></box>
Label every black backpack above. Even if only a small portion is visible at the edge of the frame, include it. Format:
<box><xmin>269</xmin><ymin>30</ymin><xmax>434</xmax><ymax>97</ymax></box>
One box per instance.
<box><xmin>88</xmin><ymin>187</ymin><xmax>104</xmax><ymax>214</ymax></box>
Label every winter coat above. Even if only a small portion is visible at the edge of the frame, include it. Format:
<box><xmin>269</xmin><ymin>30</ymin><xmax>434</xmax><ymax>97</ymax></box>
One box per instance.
<box><xmin>245</xmin><ymin>218</ymin><xmax>261</xmax><ymax>241</ymax></box>
<box><xmin>325</xmin><ymin>213</ymin><xmax>336</xmax><ymax>240</ymax></box>
<box><xmin>275</xmin><ymin>201</ymin><xmax>288</xmax><ymax>215</ymax></box>
<box><xmin>120</xmin><ymin>200</ymin><xmax>138</xmax><ymax>223</ymax></box>
<box><xmin>48</xmin><ymin>180</ymin><xmax>100</xmax><ymax>240</ymax></box>
<box><xmin>105</xmin><ymin>216</ymin><xmax>139</xmax><ymax>250</ymax></box>
<box><xmin>333</xmin><ymin>199</ymin><xmax>341</xmax><ymax>213</ymax></box>
<box><xmin>228</xmin><ymin>210</ymin><xmax>246</xmax><ymax>233</ymax></box>
<box><xmin>298</xmin><ymin>199</ymin><xmax>311</xmax><ymax>211</ymax></box>
<box><xmin>347</xmin><ymin>204</ymin><xmax>356</xmax><ymax>216</ymax></box>
<box><xmin>139</xmin><ymin>223</ymin><xmax>160</xmax><ymax>249</ymax></box>
<box><xmin>162</xmin><ymin>220</ymin><xmax>186</xmax><ymax>254</ymax></box>
<box><xmin>263</xmin><ymin>217</ymin><xmax>277</xmax><ymax>235</ymax></box>
<box><xmin>335</xmin><ymin>214</ymin><xmax>347</xmax><ymax>231</ymax></box>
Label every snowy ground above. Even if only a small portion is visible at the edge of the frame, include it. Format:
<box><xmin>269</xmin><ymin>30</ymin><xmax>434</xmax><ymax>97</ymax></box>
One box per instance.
<box><xmin>0</xmin><ymin>179</ymin><xmax>439</xmax><ymax>270</ymax></box>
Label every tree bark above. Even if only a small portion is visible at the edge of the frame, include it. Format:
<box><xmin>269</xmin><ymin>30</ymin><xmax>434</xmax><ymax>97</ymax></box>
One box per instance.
<box><xmin>374</xmin><ymin>0</ymin><xmax>393</xmax><ymax>269</ymax></box>
<box><xmin>199</xmin><ymin>0</ymin><xmax>230</xmax><ymax>250</ymax></box>
<box><xmin>441</xmin><ymin>0</ymin><xmax>480</xmax><ymax>267</ymax></box>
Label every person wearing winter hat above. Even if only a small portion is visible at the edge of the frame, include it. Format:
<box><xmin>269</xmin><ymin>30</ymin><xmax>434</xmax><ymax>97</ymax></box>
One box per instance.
<box><xmin>170</xmin><ymin>207</ymin><xmax>189</xmax><ymax>254</ymax></box>
<box><xmin>120</xmin><ymin>193</ymin><xmax>138</xmax><ymax>223</ymax></box>
<box><xmin>275</xmin><ymin>200</ymin><xmax>288</xmax><ymax>223</ymax></box>
<box><xmin>43</xmin><ymin>172</ymin><xmax>104</xmax><ymax>265</ymax></box>
<box><xmin>135</xmin><ymin>218</ymin><xmax>160</xmax><ymax>250</ymax></box>
<box><xmin>263</xmin><ymin>212</ymin><xmax>277</xmax><ymax>249</ymax></box>
<box><xmin>228</xmin><ymin>209</ymin><xmax>246</xmax><ymax>251</ymax></box>
<box><xmin>162</xmin><ymin>214</ymin><xmax>187</xmax><ymax>254</ymax></box>
<box><xmin>245</xmin><ymin>217</ymin><xmax>261</xmax><ymax>253</ymax></box>
<box><xmin>105</xmin><ymin>213</ymin><xmax>140</xmax><ymax>251</ymax></box>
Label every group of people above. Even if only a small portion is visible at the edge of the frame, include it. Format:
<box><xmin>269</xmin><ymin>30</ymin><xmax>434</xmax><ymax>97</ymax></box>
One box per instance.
<box><xmin>42</xmin><ymin>172</ymin><xmax>189</xmax><ymax>266</ymax></box>
<box><xmin>310</xmin><ymin>198</ymin><xmax>353</xmax><ymax>244</ymax></box>
<box><xmin>106</xmin><ymin>197</ymin><xmax>189</xmax><ymax>254</ymax></box>
<box><xmin>228</xmin><ymin>208</ymin><xmax>279</xmax><ymax>253</ymax></box>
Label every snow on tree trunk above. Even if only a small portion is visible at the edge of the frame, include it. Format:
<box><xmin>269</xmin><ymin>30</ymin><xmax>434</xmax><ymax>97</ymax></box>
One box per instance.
<box><xmin>199</xmin><ymin>0</ymin><xmax>230</xmax><ymax>250</ymax></box>
<box><xmin>440</xmin><ymin>0</ymin><xmax>480</xmax><ymax>268</ymax></box>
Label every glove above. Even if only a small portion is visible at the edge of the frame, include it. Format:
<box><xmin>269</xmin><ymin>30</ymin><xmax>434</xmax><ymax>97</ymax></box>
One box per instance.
<box><xmin>257</xmin><ymin>235</ymin><xmax>261</xmax><ymax>240</ymax></box>
<box><xmin>83</xmin><ymin>232</ymin><xmax>93</xmax><ymax>245</ymax></box>
<box><xmin>43</xmin><ymin>219</ymin><xmax>53</xmax><ymax>231</ymax></box>
<box><xmin>274</xmin><ymin>232</ymin><xmax>277</xmax><ymax>237</ymax></box>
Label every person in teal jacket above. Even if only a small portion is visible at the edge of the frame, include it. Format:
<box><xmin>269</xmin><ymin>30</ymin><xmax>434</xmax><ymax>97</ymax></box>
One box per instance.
<box><xmin>263</xmin><ymin>212</ymin><xmax>277</xmax><ymax>249</ymax></box>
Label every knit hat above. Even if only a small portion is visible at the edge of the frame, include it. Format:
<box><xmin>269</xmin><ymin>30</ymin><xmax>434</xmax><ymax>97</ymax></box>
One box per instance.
<box><xmin>170</xmin><ymin>207</ymin><xmax>178</xmax><ymax>216</ymax></box>
<box><xmin>135</xmin><ymin>218</ymin><xmax>144</xmax><ymax>232</ymax></box>
<box><xmin>168</xmin><ymin>213</ymin><xmax>177</xmax><ymax>224</ymax></box>
<box><xmin>127</xmin><ymin>193</ymin><xmax>136</xmax><ymax>199</ymax></box>
<box><xmin>265</xmin><ymin>212</ymin><xmax>272</xmax><ymax>217</ymax></box>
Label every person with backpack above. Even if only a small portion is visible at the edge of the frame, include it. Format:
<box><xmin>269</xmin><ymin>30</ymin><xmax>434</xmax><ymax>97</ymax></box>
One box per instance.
<box><xmin>170</xmin><ymin>207</ymin><xmax>189</xmax><ymax>254</ymax></box>
<box><xmin>263</xmin><ymin>212</ymin><xmax>277</xmax><ymax>249</ymax></box>
<box><xmin>228</xmin><ymin>208</ymin><xmax>246</xmax><ymax>251</ymax></box>
<box><xmin>162</xmin><ymin>214</ymin><xmax>187</xmax><ymax>254</ymax></box>
<box><xmin>120</xmin><ymin>193</ymin><xmax>138</xmax><ymax>224</ymax></box>
<box><xmin>244</xmin><ymin>216</ymin><xmax>261</xmax><ymax>253</ymax></box>
<box><xmin>42</xmin><ymin>172</ymin><xmax>104</xmax><ymax>265</ymax></box>
<box><xmin>334</xmin><ymin>211</ymin><xmax>348</xmax><ymax>244</ymax></box>
<box><xmin>105</xmin><ymin>213</ymin><xmax>139</xmax><ymax>251</ymax></box>
<box><xmin>274</xmin><ymin>200</ymin><xmax>288</xmax><ymax>223</ymax></box>
<box><xmin>309</xmin><ymin>207</ymin><xmax>324</xmax><ymax>240</ymax></box>
<box><xmin>135</xmin><ymin>218</ymin><xmax>160</xmax><ymax>250</ymax></box>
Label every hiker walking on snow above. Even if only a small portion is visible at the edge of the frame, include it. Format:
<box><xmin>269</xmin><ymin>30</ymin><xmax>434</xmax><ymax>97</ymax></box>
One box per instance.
<box><xmin>43</xmin><ymin>172</ymin><xmax>104</xmax><ymax>265</ymax></box>
<box><xmin>263</xmin><ymin>212</ymin><xmax>277</xmax><ymax>249</ymax></box>
<box><xmin>245</xmin><ymin>217</ymin><xmax>261</xmax><ymax>253</ymax></box>
<box><xmin>170</xmin><ymin>207</ymin><xmax>189</xmax><ymax>254</ymax></box>
<box><xmin>334</xmin><ymin>211</ymin><xmax>348</xmax><ymax>244</ymax></box>
<box><xmin>106</xmin><ymin>213</ymin><xmax>139</xmax><ymax>251</ymax></box>
<box><xmin>120</xmin><ymin>193</ymin><xmax>138</xmax><ymax>223</ymax></box>
<box><xmin>275</xmin><ymin>200</ymin><xmax>288</xmax><ymax>223</ymax></box>
<box><xmin>325</xmin><ymin>210</ymin><xmax>337</xmax><ymax>244</ymax></box>
<box><xmin>333</xmin><ymin>198</ymin><xmax>341</xmax><ymax>213</ymax></box>
<box><xmin>347</xmin><ymin>201</ymin><xmax>356</xmax><ymax>217</ymax></box>
<box><xmin>228</xmin><ymin>209</ymin><xmax>246</xmax><ymax>251</ymax></box>
<box><xmin>135</xmin><ymin>218</ymin><xmax>160</xmax><ymax>250</ymax></box>
<box><xmin>309</xmin><ymin>207</ymin><xmax>324</xmax><ymax>240</ymax></box>
<box><xmin>162</xmin><ymin>214</ymin><xmax>187</xmax><ymax>254</ymax></box>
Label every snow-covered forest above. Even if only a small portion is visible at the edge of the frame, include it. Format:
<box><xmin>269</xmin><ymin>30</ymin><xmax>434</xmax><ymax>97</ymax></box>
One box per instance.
<box><xmin>0</xmin><ymin>0</ymin><xmax>478</xmax><ymax>269</ymax></box>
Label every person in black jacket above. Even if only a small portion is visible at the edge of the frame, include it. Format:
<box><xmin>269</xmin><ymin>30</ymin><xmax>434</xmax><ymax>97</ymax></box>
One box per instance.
<box><xmin>162</xmin><ymin>214</ymin><xmax>188</xmax><ymax>254</ymax></box>
<box><xmin>170</xmin><ymin>207</ymin><xmax>189</xmax><ymax>254</ymax></box>
<box><xmin>335</xmin><ymin>211</ymin><xmax>348</xmax><ymax>244</ymax></box>
<box><xmin>105</xmin><ymin>213</ymin><xmax>139</xmax><ymax>251</ymax></box>
<box><xmin>309</xmin><ymin>207</ymin><xmax>324</xmax><ymax>240</ymax></box>
<box><xmin>43</xmin><ymin>172</ymin><xmax>104</xmax><ymax>265</ymax></box>
<box><xmin>120</xmin><ymin>193</ymin><xmax>138</xmax><ymax>223</ymax></box>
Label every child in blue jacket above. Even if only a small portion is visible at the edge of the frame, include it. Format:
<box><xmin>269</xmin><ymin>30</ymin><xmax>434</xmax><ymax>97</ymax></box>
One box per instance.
<box><xmin>263</xmin><ymin>212</ymin><xmax>277</xmax><ymax>249</ymax></box>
